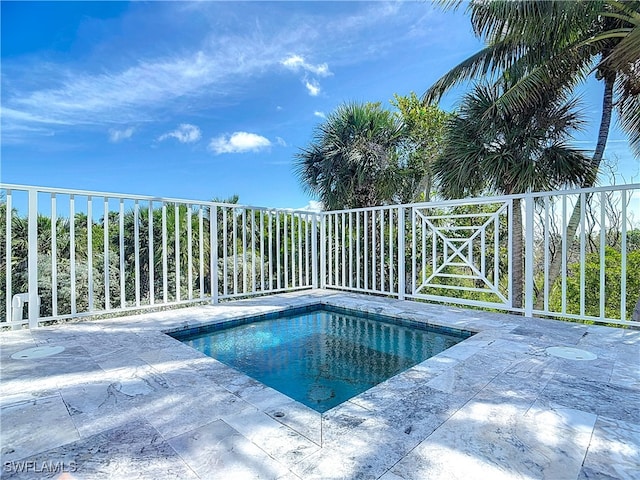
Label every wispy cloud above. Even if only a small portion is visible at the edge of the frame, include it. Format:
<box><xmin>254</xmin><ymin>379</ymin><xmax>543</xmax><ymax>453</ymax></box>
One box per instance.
<box><xmin>281</xmin><ymin>54</ymin><xmax>331</xmax><ymax>96</ymax></box>
<box><xmin>109</xmin><ymin>127</ymin><xmax>134</xmax><ymax>143</ymax></box>
<box><xmin>2</xmin><ymin>2</ymin><xmax>414</xmax><ymax>135</ymax></box>
<box><xmin>281</xmin><ymin>54</ymin><xmax>331</xmax><ymax>77</ymax></box>
<box><xmin>314</xmin><ymin>111</ymin><xmax>326</xmax><ymax>119</ymax></box>
<box><xmin>275</xmin><ymin>136</ymin><xmax>287</xmax><ymax>147</ymax></box>
<box><xmin>305</xmin><ymin>79</ymin><xmax>321</xmax><ymax>96</ymax></box>
<box><xmin>158</xmin><ymin>123</ymin><xmax>201</xmax><ymax>143</ymax></box>
<box><xmin>209</xmin><ymin>131</ymin><xmax>271</xmax><ymax>155</ymax></box>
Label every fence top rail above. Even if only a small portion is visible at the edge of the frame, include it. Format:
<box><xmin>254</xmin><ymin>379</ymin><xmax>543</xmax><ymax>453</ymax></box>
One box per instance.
<box><xmin>2</xmin><ymin>182</ymin><xmax>637</xmax><ymax>217</ymax></box>
<box><xmin>325</xmin><ymin>183</ymin><xmax>640</xmax><ymax>214</ymax></box>
<box><xmin>0</xmin><ymin>183</ymin><xmax>319</xmax><ymax>215</ymax></box>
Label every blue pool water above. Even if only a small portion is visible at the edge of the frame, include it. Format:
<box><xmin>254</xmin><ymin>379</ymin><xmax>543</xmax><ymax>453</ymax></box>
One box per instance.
<box><xmin>172</xmin><ymin>305</ymin><xmax>472</xmax><ymax>412</ymax></box>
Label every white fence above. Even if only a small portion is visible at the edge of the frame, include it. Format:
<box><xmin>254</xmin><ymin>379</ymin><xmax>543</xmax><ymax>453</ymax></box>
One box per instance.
<box><xmin>2</xmin><ymin>183</ymin><xmax>638</xmax><ymax>328</ymax></box>
<box><xmin>0</xmin><ymin>184</ymin><xmax>317</xmax><ymax>328</ymax></box>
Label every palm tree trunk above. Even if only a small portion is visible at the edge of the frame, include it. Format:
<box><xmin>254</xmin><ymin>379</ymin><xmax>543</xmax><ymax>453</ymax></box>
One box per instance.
<box><xmin>534</xmin><ymin>73</ymin><xmax>615</xmax><ymax>311</ymax></box>
<box><xmin>512</xmin><ymin>197</ymin><xmax>523</xmax><ymax>309</ymax></box>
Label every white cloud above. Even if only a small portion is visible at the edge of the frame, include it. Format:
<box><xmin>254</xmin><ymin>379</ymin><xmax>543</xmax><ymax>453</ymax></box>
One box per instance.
<box><xmin>109</xmin><ymin>127</ymin><xmax>134</xmax><ymax>143</ymax></box>
<box><xmin>281</xmin><ymin>54</ymin><xmax>330</xmax><ymax>97</ymax></box>
<box><xmin>299</xmin><ymin>200</ymin><xmax>323</xmax><ymax>212</ymax></box>
<box><xmin>314</xmin><ymin>111</ymin><xmax>326</xmax><ymax>119</ymax></box>
<box><xmin>305</xmin><ymin>79</ymin><xmax>321</xmax><ymax>96</ymax></box>
<box><xmin>275</xmin><ymin>136</ymin><xmax>287</xmax><ymax>147</ymax></box>
<box><xmin>281</xmin><ymin>54</ymin><xmax>331</xmax><ymax>77</ymax></box>
<box><xmin>159</xmin><ymin>123</ymin><xmax>201</xmax><ymax>143</ymax></box>
<box><xmin>209</xmin><ymin>131</ymin><xmax>271</xmax><ymax>155</ymax></box>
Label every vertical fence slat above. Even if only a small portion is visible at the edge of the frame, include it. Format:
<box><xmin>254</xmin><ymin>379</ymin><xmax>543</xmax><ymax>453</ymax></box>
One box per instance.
<box><xmin>70</xmin><ymin>195</ymin><xmax>77</xmax><ymax>315</ymax></box>
<box><xmin>211</xmin><ymin>205</ymin><xmax>218</xmax><ymax>303</ymax></box>
<box><xmin>87</xmin><ymin>196</ymin><xmax>94</xmax><ymax>312</ymax></box>
<box><xmin>411</xmin><ymin>208</ymin><xmax>416</xmax><ymax>296</ymax></box>
<box><xmin>364</xmin><ymin>211</ymin><xmax>368</xmax><ymax>290</ymax></box>
<box><xmin>223</xmin><ymin>208</ymin><xmax>228</xmax><ymax>296</ymax></box>
<box><xmin>621</xmin><ymin>189</ymin><xmax>627</xmax><ymax>321</ymax></box>
<box><xmin>543</xmin><ymin>196</ymin><xmax>550</xmax><ymax>312</ymax></box>
<box><xmin>276</xmin><ymin>213</ymin><xmax>281</xmax><ymax>290</ymax></box>
<box><xmin>380</xmin><ymin>209</ymin><xmax>385</xmax><ymax>292</ymax></box>
<box><xmin>580</xmin><ymin>193</ymin><xmax>586</xmax><ymax>317</ymax></box>
<box><xmin>290</xmin><ymin>213</ymin><xmax>296</xmax><ymax>288</ymax></box>
<box><xmin>51</xmin><ymin>194</ymin><xmax>58</xmax><ymax>316</ymax></box>
<box><xmin>268</xmin><ymin>211</ymin><xmax>273</xmax><ymax>290</ymax></box>
<box><xmin>103</xmin><ymin>197</ymin><xmax>109</xmax><ymax>310</ymax></box>
<box><xmin>524</xmin><ymin>196</ymin><xmax>534</xmax><ymax>317</ymax></box>
<box><xmin>4</xmin><ymin>190</ymin><xmax>11</xmax><ymax>323</ymax></box>
<box><xmin>507</xmin><ymin>200</ymin><xmax>514</xmax><ymax>307</ymax></box>
<box><xmin>327</xmin><ymin>214</ymin><xmax>332</xmax><ymax>286</ymax></box>
<box><xmin>334</xmin><ymin>214</ymin><xmax>339</xmax><ymax>287</ymax></box>
<box><xmin>175</xmin><ymin>203</ymin><xmax>181</xmax><ymax>302</ymax></box>
<box><xmin>199</xmin><ymin>205</ymin><xmax>204</xmax><ymax>299</ymax></box>
<box><xmin>398</xmin><ymin>207</ymin><xmax>405</xmax><ymax>300</ymax></box>
<box><xmin>149</xmin><ymin>201</ymin><xmax>155</xmax><ymax>305</ymax></box>
<box><xmin>233</xmin><ymin>208</ymin><xmax>238</xmax><ymax>295</ymax></box>
<box><xmin>134</xmin><ymin>200</ymin><xmax>140</xmax><ymax>307</ymax></box>
<box><xmin>187</xmin><ymin>204</ymin><xmax>193</xmax><ymax>300</ymax></box>
<box><xmin>251</xmin><ymin>210</ymin><xmax>256</xmax><ymax>293</ymax></box>
<box><xmin>119</xmin><ymin>199</ymin><xmax>125</xmax><ymax>308</ymax></box>
<box><xmin>356</xmin><ymin>212</ymin><xmax>360</xmax><ymax>289</ymax></box>
<box><xmin>260</xmin><ymin>211</ymin><xmax>265</xmax><ymax>291</ymax></box>
<box><xmin>599</xmin><ymin>191</ymin><xmax>606</xmax><ymax>318</ymax></box>
<box><xmin>284</xmin><ymin>213</ymin><xmax>289</xmax><ymax>289</ymax></box>
<box><xmin>348</xmin><ymin>212</ymin><xmax>353</xmax><ymax>289</ymax></box>
<box><xmin>298</xmin><ymin>213</ymin><xmax>303</xmax><ymax>287</ymax></box>
<box><xmin>372</xmin><ymin>210</ymin><xmax>377</xmax><ymax>291</ymax></box>
<box><xmin>162</xmin><ymin>203</ymin><xmax>168</xmax><ymax>303</ymax></box>
<box><xmin>28</xmin><ymin>190</ymin><xmax>38</xmax><ymax>328</ymax></box>
<box><xmin>319</xmin><ymin>214</ymin><xmax>325</xmax><ymax>288</ymax></box>
<box><xmin>561</xmin><ymin>195</ymin><xmax>567</xmax><ymax>314</ymax></box>
<box><xmin>389</xmin><ymin>209</ymin><xmax>394</xmax><ymax>294</ymax></box>
<box><xmin>242</xmin><ymin>209</ymin><xmax>247</xmax><ymax>294</ymax></box>
<box><xmin>341</xmin><ymin>213</ymin><xmax>346</xmax><ymax>288</ymax></box>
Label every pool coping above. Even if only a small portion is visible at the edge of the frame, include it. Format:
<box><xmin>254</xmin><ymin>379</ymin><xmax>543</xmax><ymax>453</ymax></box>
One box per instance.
<box><xmin>1</xmin><ymin>289</ymin><xmax>638</xmax><ymax>479</ymax></box>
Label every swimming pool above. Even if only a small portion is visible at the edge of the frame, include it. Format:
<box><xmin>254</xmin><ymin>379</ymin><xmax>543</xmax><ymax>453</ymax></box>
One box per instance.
<box><xmin>171</xmin><ymin>305</ymin><xmax>473</xmax><ymax>412</ymax></box>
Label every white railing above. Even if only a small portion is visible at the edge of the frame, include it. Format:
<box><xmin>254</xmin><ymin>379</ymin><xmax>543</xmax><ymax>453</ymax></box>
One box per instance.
<box><xmin>322</xmin><ymin>184</ymin><xmax>640</xmax><ymax>326</ymax></box>
<box><xmin>2</xmin><ymin>183</ymin><xmax>638</xmax><ymax>328</ymax></box>
<box><xmin>0</xmin><ymin>184</ymin><xmax>317</xmax><ymax>327</ymax></box>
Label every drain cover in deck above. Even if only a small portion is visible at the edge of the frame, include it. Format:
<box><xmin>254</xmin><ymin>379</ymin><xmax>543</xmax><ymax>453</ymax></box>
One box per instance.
<box><xmin>11</xmin><ymin>346</ymin><xmax>65</xmax><ymax>359</ymax></box>
<box><xmin>545</xmin><ymin>346</ymin><xmax>597</xmax><ymax>361</ymax></box>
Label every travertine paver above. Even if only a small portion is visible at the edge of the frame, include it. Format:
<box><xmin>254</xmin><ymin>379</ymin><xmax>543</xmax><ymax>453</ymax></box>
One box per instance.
<box><xmin>0</xmin><ymin>290</ymin><xmax>638</xmax><ymax>479</ymax></box>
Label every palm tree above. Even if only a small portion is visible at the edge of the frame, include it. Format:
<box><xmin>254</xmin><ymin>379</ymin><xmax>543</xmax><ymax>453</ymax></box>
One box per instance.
<box><xmin>424</xmin><ymin>0</ymin><xmax>640</xmax><ymax>310</ymax></box>
<box><xmin>434</xmin><ymin>81</ymin><xmax>592</xmax><ymax>308</ymax></box>
<box><xmin>295</xmin><ymin>102</ymin><xmax>405</xmax><ymax>209</ymax></box>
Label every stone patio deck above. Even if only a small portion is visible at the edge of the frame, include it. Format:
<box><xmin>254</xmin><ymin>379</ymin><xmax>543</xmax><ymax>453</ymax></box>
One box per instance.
<box><xmin>1</xmin><ymin>290</ymin><xmax>638</xmax><ymax>479</ymax></box>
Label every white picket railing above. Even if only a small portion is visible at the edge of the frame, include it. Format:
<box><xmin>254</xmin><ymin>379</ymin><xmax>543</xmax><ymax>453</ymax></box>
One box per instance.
<box><xmin>0</xmin><ymin>184</ymin><xmax>317</xmax><ymax>328</ymax></box>
<box><xmin>2</xmin><ymin>183</ymin><xmax>638</xmax><ymax>328</ymax></box>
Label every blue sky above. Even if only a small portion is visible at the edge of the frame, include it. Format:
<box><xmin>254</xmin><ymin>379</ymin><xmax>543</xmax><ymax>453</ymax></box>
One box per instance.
<box><xmin>2</xmin><ymin>1</ymin><xmax>638</xmax><ymax>209</ymax></box>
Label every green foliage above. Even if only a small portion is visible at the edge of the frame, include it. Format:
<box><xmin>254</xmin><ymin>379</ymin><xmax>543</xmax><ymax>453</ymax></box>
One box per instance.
<box><xmin>295</xmin><ymin>102</ymin><xmax>405</xmax><ymax>209</ymax></box>
<box><xmin>295</xmin><ymin>98</ymin><xmax>450</xmax><ymax>209</ymax></box>
<box><xmin>0</xmin><ymin>195</ymin><xmax>317</xmax><ymax>321</ymax></box>
<box><xmin>424</xmin><ymin>0</ymin><xmax>640</xmax><ymax>158</ymax></box>
<box><xmin>549</xmin><ymin>247</ymin><xmax>640</xmax><ymax>319</ymax></box>
<box><xmin>434</xmin><ymin>81</ymin><xmax>592</xmax><ymax>199</ymax></box>
<box><xmin>390</xmin><ymin>92</ymin><xmax>450</xmax><ymax>202</ymax></box>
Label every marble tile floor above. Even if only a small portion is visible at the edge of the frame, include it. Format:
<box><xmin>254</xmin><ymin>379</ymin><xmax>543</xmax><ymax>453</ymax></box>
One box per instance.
<box><xmin>0</xmin><ymin>290</ymin><xmax>638</xmax><ymax>479</ymax></box>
